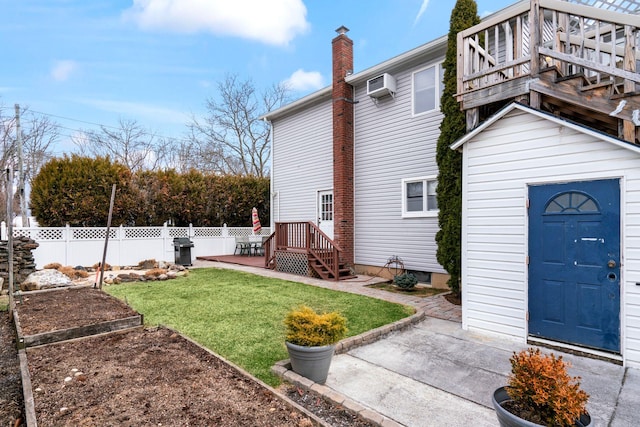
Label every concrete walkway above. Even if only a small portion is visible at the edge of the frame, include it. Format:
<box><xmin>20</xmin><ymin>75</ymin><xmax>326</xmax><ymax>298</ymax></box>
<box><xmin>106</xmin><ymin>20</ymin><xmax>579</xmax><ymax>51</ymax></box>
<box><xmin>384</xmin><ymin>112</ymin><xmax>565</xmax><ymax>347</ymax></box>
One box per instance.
<box><xmin>191</xmin><ymin>260</ymin><xmax>639</xmax><ymax>427</ymax></box>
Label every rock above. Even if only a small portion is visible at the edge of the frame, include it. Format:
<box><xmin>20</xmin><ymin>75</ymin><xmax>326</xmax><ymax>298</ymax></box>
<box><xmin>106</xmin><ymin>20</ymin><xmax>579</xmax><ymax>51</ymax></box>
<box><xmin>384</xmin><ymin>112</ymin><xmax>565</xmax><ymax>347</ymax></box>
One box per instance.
<box><xmin>166</xmin><ymin>271</ymin><xmax>177</xmax><ymax>279</ymax></box>
<box><xmin>20</xmin><ymin>269</ymin><xmax>72</xmax><ymax>291</ymax></box>
<box><xmin>117</xmin><ymin>273</ymin><xmax>140</xmax><ymax>283</ymax></box>
<box><xmin>158</xmin><ymin>274</ymin><xmax>168</xmax><ymax>281</ymax></box>
<box><xmin>158</xmin><ymin>261</ymin><xmax>169</xmax><ymax>269</ymax></box>
<box><xmin>74</xmin><ymin>266</ymin><xmax>86</xmax><ymax>271</ymax></box>
<box><xmin>138</xmin><ymin>259</ymin><xmax>157</xmax><ymax>270</ymax></box>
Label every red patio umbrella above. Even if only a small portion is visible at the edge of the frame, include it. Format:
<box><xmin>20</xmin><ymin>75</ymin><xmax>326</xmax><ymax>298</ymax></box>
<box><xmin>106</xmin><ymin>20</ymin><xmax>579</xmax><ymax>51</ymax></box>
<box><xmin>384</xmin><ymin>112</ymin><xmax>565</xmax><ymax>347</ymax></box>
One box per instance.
<box><xmin>252</xmin><ymin>207</ymin><xmax>262</xmax><ymax>235</ymax></box>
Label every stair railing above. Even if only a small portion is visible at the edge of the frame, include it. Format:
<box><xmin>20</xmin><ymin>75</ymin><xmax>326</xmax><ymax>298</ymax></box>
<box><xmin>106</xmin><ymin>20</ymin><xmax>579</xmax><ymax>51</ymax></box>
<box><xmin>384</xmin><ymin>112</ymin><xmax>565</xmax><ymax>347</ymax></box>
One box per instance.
<box><xmin>266</xmin><ymin>222</ymin><xmax>342</xmax><ymax>280</ymax></box>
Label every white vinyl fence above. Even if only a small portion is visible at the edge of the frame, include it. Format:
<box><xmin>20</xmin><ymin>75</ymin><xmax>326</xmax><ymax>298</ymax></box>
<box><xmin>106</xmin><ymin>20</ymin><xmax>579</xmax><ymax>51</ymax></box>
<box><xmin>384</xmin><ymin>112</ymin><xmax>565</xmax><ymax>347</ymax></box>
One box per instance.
<box><xmin>0</xmin><ymin>223</ymin><xmax>271</xmax><ymax>269</ymax></box>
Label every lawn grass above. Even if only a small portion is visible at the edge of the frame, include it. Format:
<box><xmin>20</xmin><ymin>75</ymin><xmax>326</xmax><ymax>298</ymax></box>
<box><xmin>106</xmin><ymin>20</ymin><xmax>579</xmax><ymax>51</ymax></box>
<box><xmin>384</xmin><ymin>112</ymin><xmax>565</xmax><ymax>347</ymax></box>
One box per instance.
<box><xmin>106</xmin><ymin>268</ymin><xmax>413</xmax><ymax>386</ymax></box>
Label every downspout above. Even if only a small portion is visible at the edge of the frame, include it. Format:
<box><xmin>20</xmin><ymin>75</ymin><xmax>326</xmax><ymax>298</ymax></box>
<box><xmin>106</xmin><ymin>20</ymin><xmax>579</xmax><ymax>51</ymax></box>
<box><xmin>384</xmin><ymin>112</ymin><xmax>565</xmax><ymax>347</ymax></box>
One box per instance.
<box><xmin>264</xmin><ymin>118</ymin><xmax>278</xmax><ymax>229</ymax></box>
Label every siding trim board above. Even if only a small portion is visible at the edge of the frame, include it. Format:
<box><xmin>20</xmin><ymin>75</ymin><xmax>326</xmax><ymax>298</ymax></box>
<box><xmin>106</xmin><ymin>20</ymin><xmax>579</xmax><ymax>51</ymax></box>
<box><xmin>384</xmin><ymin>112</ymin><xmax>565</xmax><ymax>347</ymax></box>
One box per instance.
<box><xmin>458</xmin><ymin>102</ymin><xmax>640</xmax><ymax>367</ymax></box>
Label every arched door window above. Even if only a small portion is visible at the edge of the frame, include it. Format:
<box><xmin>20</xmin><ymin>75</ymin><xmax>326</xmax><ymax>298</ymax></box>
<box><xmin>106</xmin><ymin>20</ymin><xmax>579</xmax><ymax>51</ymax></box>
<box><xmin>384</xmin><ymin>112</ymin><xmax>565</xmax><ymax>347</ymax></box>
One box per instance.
<box><xmin>544</xmin><ymin>191</ymin><xmax>599</xmax><ymax>214</ymax></box>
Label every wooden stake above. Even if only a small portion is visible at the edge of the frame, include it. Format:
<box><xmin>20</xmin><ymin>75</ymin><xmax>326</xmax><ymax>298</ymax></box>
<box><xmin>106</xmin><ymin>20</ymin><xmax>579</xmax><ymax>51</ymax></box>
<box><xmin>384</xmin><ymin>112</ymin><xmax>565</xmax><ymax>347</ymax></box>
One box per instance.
<box><xmin>98</xmin><ymin>184</ymin><xmax>116</xmax><ymax>290</ymax></box>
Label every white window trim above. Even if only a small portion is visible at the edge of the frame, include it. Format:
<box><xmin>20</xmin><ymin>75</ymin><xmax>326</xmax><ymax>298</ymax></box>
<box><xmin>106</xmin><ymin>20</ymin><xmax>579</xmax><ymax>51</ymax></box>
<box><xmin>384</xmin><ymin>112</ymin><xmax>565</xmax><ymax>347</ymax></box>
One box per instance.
<box><xmin>402</xmin><ymin>176</ymin><xmax>439</xmax><ymax>218</ymax></box>
<box><xmin>411</xmin><ymin>61</ymin><xmax>444</xmax><ymax>117</ymax></box>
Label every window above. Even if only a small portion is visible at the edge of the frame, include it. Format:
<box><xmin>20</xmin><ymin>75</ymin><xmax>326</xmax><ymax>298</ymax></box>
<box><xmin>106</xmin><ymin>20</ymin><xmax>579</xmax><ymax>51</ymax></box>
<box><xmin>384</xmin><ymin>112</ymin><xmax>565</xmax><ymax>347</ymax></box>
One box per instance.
<box><xmin>544</xmin><ymin>192</ymin><xmax>599</xmax><ymax>214</ymax></box>
<box><xmin>402</xmin><ymin>177</ymin><xmax>438</xmax><ymax>217</ymax></box>
<box><xmin>412</xmin><ymin>63</ymin><xmax>444</xmax><ymax>115</ymax></box>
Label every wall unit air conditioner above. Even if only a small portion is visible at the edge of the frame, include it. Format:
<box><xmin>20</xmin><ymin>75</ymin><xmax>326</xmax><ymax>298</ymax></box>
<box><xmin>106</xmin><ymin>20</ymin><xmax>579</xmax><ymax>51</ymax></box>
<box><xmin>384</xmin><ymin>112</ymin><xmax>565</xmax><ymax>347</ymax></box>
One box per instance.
<box><xmin>366</xmin><ymin>73</ymin><xmax>396</xmax><ymax>98</ymax></box>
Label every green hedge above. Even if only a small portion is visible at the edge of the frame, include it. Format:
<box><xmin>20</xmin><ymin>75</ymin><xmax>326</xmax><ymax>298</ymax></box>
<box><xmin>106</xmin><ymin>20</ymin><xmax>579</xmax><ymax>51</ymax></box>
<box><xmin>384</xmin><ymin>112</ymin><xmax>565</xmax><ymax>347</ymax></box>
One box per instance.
<box><xmin>31</xmin><ymin>156</ymin><xmax>270</xmax><ymax>227</ymax></box>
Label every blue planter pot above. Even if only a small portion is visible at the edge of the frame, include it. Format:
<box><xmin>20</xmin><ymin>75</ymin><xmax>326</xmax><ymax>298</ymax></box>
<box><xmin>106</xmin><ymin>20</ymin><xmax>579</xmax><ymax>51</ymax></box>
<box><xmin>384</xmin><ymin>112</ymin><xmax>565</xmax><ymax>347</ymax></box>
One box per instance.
<box><xmin>285</xmin><ymin>341</ymin><xmax>335</xmax><ymax>384</ymax></box>
<box><xmin>492</xmin><ymin>387</ymin><xmax>591</xmax><ymax>427</ymax></box>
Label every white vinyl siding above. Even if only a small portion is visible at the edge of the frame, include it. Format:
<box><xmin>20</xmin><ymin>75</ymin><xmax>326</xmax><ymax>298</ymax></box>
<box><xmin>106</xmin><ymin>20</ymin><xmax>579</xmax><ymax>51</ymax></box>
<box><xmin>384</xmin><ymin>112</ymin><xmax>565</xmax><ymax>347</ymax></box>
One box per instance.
<box><xmin>354</xmin><ymin>60</ymin><xmax>445</xmax><ymax>274</ymax></box>
<box><xmin>271</xmin><ymin>99</ymin><xmax>333</xmax><ymax>224</ymax></box>
<box><xmin>461</xmin><ymin>107</ymin><xmax>640</xmax><ymax>368</ymax></box>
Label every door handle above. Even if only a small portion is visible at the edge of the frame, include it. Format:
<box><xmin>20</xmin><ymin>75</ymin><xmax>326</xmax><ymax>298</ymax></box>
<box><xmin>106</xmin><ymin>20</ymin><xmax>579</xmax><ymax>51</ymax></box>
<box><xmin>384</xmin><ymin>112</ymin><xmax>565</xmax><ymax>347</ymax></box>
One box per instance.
<box><xmin>608</xmin><ymin>260</ymin><xmax>616</xmax><ymax>268</ymax></box>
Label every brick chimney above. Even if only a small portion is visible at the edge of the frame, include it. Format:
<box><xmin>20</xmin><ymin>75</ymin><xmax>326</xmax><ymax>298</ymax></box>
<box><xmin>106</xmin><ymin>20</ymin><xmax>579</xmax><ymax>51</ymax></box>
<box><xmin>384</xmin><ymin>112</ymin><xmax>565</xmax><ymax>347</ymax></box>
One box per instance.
<box><xmin>332</xmin><ymin>26</ymin><xmax>354</xmax><ymax>266</ymax></box>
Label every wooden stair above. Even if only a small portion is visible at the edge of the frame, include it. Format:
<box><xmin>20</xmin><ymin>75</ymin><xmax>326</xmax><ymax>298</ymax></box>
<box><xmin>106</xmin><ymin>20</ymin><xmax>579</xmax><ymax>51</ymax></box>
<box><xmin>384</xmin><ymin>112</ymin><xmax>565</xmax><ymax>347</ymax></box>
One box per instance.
<box><xmin>530</xmin><ymin>66</ymin><xmax>639</xmax><ymax>143</ymax></box>
<box><xmin>309</xmin><ymin>257</ymin><xmax>355</xmax><ymax>281</ymax></box>
<box><xmin>264</xmin><ymin>222</ymin><xmax>356</xmax><ymax>281</ymax></box>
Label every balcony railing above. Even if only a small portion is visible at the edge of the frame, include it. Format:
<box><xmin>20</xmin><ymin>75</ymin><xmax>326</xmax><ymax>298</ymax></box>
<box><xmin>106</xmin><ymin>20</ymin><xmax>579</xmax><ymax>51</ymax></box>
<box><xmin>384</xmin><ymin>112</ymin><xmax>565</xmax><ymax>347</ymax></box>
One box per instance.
<box><xmin>457</xmin><ymin>0</ymin><xmax>639</xmax><ymax>108</ymax></box>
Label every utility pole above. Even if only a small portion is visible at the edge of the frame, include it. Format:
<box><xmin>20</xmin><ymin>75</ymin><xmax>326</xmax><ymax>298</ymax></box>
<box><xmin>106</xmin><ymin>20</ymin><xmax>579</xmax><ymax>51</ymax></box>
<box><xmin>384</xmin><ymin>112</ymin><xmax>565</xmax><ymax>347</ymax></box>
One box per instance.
<box><xmin>15</xmin><ymin>104</ymin><xmax>28</xmax><ymax>227</ymax></box>
<box><xmin>6</xmin><ymin>166</ymin><xmax>14</xmax><ymax>313</ymax></box>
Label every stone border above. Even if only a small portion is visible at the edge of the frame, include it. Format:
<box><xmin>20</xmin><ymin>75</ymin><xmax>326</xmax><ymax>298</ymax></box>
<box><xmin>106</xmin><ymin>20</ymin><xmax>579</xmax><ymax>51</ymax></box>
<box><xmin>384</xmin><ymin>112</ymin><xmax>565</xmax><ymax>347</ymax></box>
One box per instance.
<box><xmin>272</xmin><ymin>309</ymin><xmax>426</xmax><ymax>427</ymax></box>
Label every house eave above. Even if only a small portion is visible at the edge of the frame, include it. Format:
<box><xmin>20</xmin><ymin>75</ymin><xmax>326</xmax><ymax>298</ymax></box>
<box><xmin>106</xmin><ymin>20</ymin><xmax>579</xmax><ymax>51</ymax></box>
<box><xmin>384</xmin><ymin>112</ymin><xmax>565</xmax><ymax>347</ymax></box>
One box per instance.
<box><xmin>260</xmin><ymin>86</ymin><xmax>332</xmax><ymax>121</ymax></box>
<box><xmin>450</xmin><ymin>102</ymin><xmax>640</xmax><ymax>154</ymax></box>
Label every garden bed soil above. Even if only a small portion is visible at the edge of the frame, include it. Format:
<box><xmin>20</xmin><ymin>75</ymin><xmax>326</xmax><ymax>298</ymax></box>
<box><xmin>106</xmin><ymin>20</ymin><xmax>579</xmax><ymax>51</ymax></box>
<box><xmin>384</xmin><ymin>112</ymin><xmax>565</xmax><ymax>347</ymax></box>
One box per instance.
<box><xmin>10</xmin><ymin>287</ymin><xmax>377</xmax><ymax>426</ymax></box>
<box><xmin>28</xmin><ymin>326</ymin><xmax>323</xmax><ymax>426</ymax></box>
<box><xmin>15</xmin><ymin>286</ymin><xmax>138</xmax><ymax>336</ymax></box>
<box><xmin>0</xmin><ymin>311</ymin><xmax>24</xmax><ymax>426</ymax></box>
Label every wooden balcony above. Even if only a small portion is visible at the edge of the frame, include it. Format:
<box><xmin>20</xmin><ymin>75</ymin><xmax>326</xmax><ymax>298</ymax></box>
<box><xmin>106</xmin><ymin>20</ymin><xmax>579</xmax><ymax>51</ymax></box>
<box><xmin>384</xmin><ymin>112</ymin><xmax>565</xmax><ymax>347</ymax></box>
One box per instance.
<box><xmin>263</xmin><ymin>222</ymin><xmax>355</xmax><ymax>281</ymax></box>
<box><xmin>457</xmin><ymin>0</ymin><xmax>639</xmax><ymax>142</ymax></box>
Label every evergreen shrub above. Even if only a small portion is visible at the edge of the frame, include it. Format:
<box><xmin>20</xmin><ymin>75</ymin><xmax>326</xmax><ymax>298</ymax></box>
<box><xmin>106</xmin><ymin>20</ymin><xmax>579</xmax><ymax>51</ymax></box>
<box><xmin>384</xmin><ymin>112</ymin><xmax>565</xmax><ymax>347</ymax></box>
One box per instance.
<box><xmin>284</xmin><ymin>305</ymin><xmax>347</xmax><ymax>347</ymax></box>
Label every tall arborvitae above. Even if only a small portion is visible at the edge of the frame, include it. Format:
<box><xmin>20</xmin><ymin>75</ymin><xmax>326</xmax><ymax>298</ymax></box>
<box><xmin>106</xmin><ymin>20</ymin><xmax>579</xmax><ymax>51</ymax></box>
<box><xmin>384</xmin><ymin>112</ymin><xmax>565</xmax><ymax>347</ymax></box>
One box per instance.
<box><xmin>436</xmin><ymin>0</ymin><xmax>480</xmax><ymax>296</ymax></box>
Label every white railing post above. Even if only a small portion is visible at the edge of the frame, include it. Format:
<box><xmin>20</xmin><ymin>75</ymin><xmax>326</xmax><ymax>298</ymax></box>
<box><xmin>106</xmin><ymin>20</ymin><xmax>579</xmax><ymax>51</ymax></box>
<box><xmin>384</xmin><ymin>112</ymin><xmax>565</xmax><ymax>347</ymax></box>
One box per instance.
<box><xmin>1</xmin><ymin>221</ymin><xmax>5</xmax><ymax>241</ymax></box>
<box><xmin>118</xmin><ymin>225</ymin><xmax>124</xmax><ymax>267</ymax></box>
<box><xmin>162</xmin><ymin>222</ymin><xmax>171</xmax><ymax>261</ymax></box>
<box><xmin>65</xmin><ymin>224</ymin><xmax>71</xmax><ymax>265</ymax></box>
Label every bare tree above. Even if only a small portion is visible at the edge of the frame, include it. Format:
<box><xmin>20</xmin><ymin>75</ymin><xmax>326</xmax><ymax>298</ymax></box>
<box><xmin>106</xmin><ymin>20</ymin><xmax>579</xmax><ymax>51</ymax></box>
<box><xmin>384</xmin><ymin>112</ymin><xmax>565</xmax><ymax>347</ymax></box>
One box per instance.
<box><xmin>22</xmin><ymin>113</ymin><xmax>58</xmax><ymax>185</ymax></box>
<box><xmin>188</xmin><ymin>74</ymin><xmax>290</xmax><ymax>177</ymax></box>
<box><xmin>160</xmin><ymin>137</ymin><xmax>198</xmax><ymax>173</ymax></box>
<box><xmin>0</xmin><ymin>103</ymin><xmax>60</xmax><ymax>221</ymax></box>
<box><xmin>73</xmin><ymin>118</ymin><xmax>169</xmax><ymax>172</ymax></box>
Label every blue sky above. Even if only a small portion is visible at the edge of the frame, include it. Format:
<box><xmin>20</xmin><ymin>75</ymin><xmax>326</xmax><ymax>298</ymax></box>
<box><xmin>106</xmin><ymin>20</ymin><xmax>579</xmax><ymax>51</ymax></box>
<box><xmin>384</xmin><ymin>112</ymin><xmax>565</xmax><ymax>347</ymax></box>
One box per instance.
<box><xmin>0</xmin><ymin>0</ymin><xmax>517</xmax><ymax>155</ymax></box>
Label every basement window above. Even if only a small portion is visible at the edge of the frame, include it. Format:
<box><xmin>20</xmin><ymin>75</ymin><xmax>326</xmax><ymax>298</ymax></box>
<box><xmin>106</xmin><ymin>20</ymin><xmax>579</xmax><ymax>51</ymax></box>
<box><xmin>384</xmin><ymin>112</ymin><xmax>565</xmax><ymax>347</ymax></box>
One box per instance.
<box><xmin>402</xmin><ymin>176</ymin><xmax>438</xmax><ymax>217</ymax></box>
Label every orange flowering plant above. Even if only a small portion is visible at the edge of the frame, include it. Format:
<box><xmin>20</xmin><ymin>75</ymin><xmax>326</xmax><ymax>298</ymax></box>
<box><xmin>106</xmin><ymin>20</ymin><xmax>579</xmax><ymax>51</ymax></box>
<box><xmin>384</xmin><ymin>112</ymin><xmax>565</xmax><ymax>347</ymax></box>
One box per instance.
<box><xmin>506</xmin><ymin>348</ymin><xmax>589</xmax><ymax>426</ymax></box>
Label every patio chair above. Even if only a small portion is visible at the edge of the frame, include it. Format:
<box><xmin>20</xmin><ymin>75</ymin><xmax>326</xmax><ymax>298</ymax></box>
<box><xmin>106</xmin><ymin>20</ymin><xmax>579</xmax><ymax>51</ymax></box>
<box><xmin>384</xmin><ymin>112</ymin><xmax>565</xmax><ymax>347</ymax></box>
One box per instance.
<box><xmin>252</xmin><ymin>236</ymin><xmax>269</xmax><ymax>256</ymax></box>
<box><xmin>234</xmin><ymin>237</ymin><xmax>251</xmax><ymax>256</ymax></box>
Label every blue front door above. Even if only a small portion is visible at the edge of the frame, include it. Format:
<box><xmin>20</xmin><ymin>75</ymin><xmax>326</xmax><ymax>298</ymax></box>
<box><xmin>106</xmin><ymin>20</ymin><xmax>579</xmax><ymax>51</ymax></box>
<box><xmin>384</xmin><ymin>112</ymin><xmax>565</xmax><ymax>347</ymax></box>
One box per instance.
<box><xmin>528</xmin><ymin>179</ymin><xmax>620</xmax><ymax>353</ymax></box>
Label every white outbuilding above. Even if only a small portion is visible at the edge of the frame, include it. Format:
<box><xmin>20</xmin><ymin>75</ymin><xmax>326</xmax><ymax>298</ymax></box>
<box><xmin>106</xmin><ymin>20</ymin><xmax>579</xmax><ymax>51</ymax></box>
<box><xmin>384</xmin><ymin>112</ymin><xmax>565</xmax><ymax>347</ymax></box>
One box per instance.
<box><xmin>452</xmin><ymin>102</ymin><xmax>640</xmax><ymax>368</ymax></box>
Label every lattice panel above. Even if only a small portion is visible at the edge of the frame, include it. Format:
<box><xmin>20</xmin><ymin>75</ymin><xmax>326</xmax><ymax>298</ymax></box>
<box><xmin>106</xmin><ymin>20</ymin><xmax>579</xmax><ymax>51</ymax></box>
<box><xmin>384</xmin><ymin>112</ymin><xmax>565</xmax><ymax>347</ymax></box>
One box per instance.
<box><xmin>168</xmin><ymin>228</ymin><xmax>189</xmax><ymax>238</ymax></box>
<box><xmin>193</xmin><ymin>228</ymin><xmax>222</xmax><ymax>237</ymax></box>
<box><xmin>12</xmin><ymin>229</ymin><xmax>34</xmax><ymax>239</ymax></box>
<box><xmin>72</xmin><ymin>228</ymin><xmax>117</xmax><ymax>240</ymax></box>
<box><xmin>33</xmin><ymin>229</ymin><xmax>64</xmax><ymax>240</ymax></box>
<box><xmin>229</xmin><ymin>227</ymin><xmax>270</xmax><ymax>237</ymax></box>
<box><xmin>125</xmin><ymin>227</ymin><xmax>162</xmax><ymax>239</ymax></box>
<box><xmin>275</xmin><ymin>251</ymin><xmax>310</xmax><ymax>277</ymax></box>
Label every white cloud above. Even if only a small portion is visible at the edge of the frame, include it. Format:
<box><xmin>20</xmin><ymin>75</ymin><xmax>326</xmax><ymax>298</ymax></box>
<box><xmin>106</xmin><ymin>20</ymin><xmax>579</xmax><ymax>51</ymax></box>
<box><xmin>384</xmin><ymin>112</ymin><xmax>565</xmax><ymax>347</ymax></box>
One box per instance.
<box><xmin>414</xmin><ymin>0</ymin><xmax>430</xmax><ymax>25</ymax></box>
<box><xmin>51</xmin><ymin>60</ymin><xmax>77</xmax><ymax>82</ymax></box>
<box><xmin>123</xmin><ymin>0</ymin><xmax>309</xmax><ymax>46</ymax></box>
<box><xmin>284</xmin><ymin>69</ymin><xmax>324</xmax><ymax>91</ymax></box>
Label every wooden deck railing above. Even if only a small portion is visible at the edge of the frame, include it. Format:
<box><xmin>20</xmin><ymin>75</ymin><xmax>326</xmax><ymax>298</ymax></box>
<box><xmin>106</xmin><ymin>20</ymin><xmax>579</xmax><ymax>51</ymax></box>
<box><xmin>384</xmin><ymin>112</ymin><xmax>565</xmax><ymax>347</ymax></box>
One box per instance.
<box><xmin>264</xmin><ymin>222</ymin><xmax>342</xmax><ymax>280</ymax></box>
<box><xmin>457</xmin><ymin>0</ymin><xmax>639</xmax><ymax>107</ymax></box>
